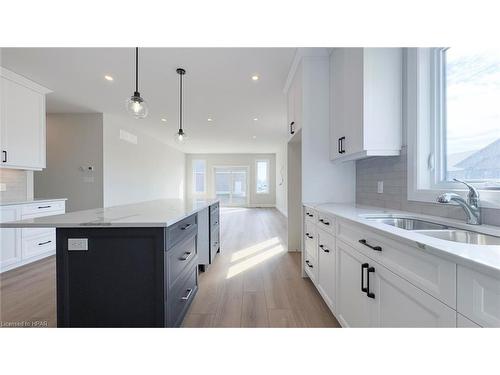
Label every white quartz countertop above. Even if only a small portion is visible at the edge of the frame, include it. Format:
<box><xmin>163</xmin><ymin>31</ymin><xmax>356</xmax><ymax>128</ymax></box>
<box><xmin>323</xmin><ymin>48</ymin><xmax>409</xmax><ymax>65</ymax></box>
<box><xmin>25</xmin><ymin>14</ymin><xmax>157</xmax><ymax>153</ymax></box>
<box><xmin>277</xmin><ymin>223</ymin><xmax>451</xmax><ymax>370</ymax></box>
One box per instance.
<box><xmin>304</xmin><ymin>202</ymin><xmax>500</xmax><ymax>276</ymax></box>
<box><xmin>0</xmin><ymin>198</ymin><xmax>67</xmax><ymax>207</ymax></box>
<box><xmin>0</xmin><ymin>199</ymin><xmax>218</xmax><ymax>228</ymax></box>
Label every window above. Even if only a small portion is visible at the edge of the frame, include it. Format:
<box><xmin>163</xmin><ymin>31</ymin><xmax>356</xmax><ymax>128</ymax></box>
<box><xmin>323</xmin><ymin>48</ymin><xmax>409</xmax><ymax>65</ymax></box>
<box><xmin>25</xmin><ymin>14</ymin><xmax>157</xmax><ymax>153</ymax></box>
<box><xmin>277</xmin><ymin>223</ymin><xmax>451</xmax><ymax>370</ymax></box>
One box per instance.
<box><xmin>192</xmin><ymin>160</ymin><xmax>206</xmax><ymax>194</ymax></box>
<box><xmin>256</xmin><ymin>160</ymin><xmax>269</xmax><ymax>194</ymax></box>
<box><xmin>407</xmin><ymin>48</ymin><xmax>500</xmax><ymax>207</ymax></box>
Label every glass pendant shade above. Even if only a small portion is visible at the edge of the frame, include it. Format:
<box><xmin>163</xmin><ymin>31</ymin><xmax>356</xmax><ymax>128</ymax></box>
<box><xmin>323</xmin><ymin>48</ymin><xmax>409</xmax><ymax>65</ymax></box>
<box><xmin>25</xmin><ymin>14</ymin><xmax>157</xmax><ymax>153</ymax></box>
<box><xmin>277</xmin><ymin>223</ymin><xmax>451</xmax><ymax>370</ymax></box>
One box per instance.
<box><xmin>126</xmin><ymin>92</ymin><xmax>148</xmax><ymax>119</ymax></box>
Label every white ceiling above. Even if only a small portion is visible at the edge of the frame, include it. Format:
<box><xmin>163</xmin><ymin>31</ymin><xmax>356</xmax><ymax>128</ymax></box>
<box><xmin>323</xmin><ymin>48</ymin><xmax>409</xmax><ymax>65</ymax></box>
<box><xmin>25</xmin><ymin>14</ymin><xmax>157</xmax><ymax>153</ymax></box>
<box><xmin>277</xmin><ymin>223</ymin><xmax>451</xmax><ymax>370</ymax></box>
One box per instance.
<box><xmin>0</xmin><ymin>48</ymin><xmax>296</xmax><ymax>153</ymax></box>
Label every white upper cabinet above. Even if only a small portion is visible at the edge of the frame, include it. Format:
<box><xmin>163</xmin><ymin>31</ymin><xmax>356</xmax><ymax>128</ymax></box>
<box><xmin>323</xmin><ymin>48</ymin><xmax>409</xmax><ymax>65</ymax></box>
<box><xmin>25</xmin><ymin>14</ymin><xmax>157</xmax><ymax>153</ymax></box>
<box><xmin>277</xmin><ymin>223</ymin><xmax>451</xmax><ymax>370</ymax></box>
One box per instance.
<box><xmin>330</xmin><ymin>48</ymin><xmax>402</xmax><ymax>162</ymax></box>
<box><xmin>0</xmin><ymin>67</ymin><xmax>51</xmax><ymax>170</ymax></box>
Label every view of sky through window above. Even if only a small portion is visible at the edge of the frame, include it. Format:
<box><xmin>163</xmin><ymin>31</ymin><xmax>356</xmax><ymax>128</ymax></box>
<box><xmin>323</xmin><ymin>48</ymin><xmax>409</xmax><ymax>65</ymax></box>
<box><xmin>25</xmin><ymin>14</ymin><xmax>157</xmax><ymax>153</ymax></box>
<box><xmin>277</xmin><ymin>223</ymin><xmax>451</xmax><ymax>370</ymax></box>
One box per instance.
<box><xmin>445</xmin><ymin>47</ymin><xmax>500</xmax><ymax>182</ymax></box>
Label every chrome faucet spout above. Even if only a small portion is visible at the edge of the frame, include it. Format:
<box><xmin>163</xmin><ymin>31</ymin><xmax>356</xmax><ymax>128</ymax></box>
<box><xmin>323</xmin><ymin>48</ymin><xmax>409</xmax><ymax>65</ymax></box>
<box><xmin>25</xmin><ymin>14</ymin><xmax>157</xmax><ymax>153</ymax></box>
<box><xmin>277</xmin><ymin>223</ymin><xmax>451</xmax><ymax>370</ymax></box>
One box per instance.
<box><xmin>436</xmin><ymin>180</ymin><xmax>481</xmax><ymax>225</ymax></box>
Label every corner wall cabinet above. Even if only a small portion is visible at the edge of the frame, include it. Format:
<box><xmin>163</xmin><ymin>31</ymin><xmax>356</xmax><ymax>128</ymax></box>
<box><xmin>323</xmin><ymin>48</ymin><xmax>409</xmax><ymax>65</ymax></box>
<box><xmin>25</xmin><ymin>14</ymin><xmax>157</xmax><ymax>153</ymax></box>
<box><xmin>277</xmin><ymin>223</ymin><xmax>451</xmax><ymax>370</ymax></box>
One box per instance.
<box><xmin>330</xmin><ymin>48</ymin><xmax>402</xmax><ymax>162</ymax></box>
<box><xmin>0</xmin><ymin>200</ymin><xmax>65</xmax><ymax>272</ymax></box>
<box><xmin>303</xmin><ymin>204</ymin><xmax>495</xmax><ymax>327</ymax></box>
<box><xmin>0</xmin><ymin>67</ymin><xmax>52</xmax><ymax>170</ymax></box>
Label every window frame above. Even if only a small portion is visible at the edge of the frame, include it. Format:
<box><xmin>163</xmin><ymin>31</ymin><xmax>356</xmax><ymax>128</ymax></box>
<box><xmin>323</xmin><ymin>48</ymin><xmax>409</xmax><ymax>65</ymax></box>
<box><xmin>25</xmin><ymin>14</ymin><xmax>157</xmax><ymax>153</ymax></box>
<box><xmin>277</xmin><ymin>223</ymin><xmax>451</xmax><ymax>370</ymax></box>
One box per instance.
<box><xmin>407</xmin><ymin>48</ymin><xmax>500</xmax><ymax>209</ymax></box>
<box><xmin>192</xmin><ymin>159</ymin><xmax>206</xmax><ymax>195</ymax></box>
<box><xmin>255</xmin><ymin>159</ymin><xmax>270</xmax><ymax>195</ymax></box>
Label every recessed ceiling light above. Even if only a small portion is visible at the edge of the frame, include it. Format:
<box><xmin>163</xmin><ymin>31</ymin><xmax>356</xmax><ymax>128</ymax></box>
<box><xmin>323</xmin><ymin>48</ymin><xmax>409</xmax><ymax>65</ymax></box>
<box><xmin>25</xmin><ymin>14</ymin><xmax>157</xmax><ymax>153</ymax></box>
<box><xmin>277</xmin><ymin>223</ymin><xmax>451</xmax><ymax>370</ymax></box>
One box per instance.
<box><xmin>252</xmin><ymin>135</ymin><xmax>257</xmax><ymax>139</ymax></box>
<box><xmin>104</xmin><ymin>75</ymin><xmax>114</xmax><ymax>81</ymax></box>
<box><xmin>253</xmin><ymin>118</ymin><xmax>258</xmax><ymax>121</ymax></box>
<box><xmin>207</xmin><ymin>118</ymin><xmax>213</xmax><ymax>122</ymax></box>
<box><xmin>251</xmin><ymin>75</ymin><xmax>259</xmax><ymax>81</ymax></box>
<box><xmin>161</xmin><ymin>118</ymin><xmax>167</xmax><ymax>122</ymax></box>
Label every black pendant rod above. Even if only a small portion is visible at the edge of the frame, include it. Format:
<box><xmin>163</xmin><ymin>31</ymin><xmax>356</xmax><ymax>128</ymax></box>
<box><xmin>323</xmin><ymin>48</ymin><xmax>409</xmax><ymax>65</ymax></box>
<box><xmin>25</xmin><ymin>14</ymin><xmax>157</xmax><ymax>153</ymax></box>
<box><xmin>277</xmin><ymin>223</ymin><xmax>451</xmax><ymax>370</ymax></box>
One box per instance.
<box><xmin>135</xmin><ymin>47</ymin><xmax>139</xmax><ymax>94</ymax></box>
<box><xmin>177</xmin><ymin>68</ymin><xmax>186</xmax><ymax>132</ymax></box>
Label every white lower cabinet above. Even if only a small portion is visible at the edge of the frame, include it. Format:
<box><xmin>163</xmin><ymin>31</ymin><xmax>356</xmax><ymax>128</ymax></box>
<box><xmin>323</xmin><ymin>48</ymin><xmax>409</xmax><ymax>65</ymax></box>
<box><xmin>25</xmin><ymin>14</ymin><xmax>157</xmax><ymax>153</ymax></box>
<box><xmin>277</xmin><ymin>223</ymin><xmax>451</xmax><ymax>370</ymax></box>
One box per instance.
<box><xmin>0</xmin><ymin>205</ymin><xmax>22</xmax><ymax>269</ymax></box>
<box><xmin>337</xmin><ymin>240</ymin><xmax>372</xmax><ymax>327</ymax></box>
<box><xmin>0</xmin><ymin>200</ymin><xmax>65</xmax><ymax>273</ymax></box>
<box><xmin>457</xmin><ymin>265</ymin><xmax>500</xmax><ymax>327</ymax></box>
<box><xmin>337</xmin><ymin>239</ymin><xmax>455</xmax><ymax>327</ymax></box>
<box><xmin>370</xmin><ymin>258</ymin><xmax>456</xmax><ymax>327</ymax></box>
<box><xmin>317</xmin><ymin>229</ymin><xmax>336</xmax><ymax>311</ymax></box>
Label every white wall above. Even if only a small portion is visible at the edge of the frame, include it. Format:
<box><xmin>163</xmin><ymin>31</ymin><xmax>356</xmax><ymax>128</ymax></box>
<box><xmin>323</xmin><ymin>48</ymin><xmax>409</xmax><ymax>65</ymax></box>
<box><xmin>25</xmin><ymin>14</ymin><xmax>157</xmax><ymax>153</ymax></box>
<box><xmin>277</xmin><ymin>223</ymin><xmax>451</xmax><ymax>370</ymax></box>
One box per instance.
<box><xmin>275</xmin><ymin>141</ymin><xmax>287</xmax><ymax>216</ymax></box>
<box><xmin>103</xmin><ymin>114</ymin><xmax>185</xmax><ymax>207</ymax></box>
<box><xmin>185</xmin><ymin>153</ymin><xmax>276</xmax><ymax>207</ymax></box>
<box><xmin>35</xmin><ymin>114</ymin><xmax>104</xmax><ymax>212</ymax></box>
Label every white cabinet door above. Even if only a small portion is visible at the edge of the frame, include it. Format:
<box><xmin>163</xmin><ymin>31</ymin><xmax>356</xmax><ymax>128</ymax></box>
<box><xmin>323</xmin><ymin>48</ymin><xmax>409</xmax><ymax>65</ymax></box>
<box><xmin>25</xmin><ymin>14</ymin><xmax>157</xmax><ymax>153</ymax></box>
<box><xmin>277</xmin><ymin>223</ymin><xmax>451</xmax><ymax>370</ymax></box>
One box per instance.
<box><xmin>457</xmin><ymin>265</ymin><xmax>500</xmax><ymax>327</ymax></box>
<box><xmin>330</xmin><ymin>48</ymin><xmax>364</xmax><ymax>160</ymax></box>
<box><xmin>292</xmin><ymin>66</ymin><xmax>302</xmax><ymax>134</ymax></box>
<box><xmin>0</xmin><ymin>205</ymin><xmax>22</xmax><ymax>269</ymax></box>
<box><xmin>287</xmin><ymin>78</ymin><xmax>295</xmax><ymax>137</ymax></box>
<box><xmin>369</xmin><ymin>261</ymin><xmax>456</xmax><ymax>327</ymax></box>
<box><xmin>1</xmin><ymin>74</ymin><xmax>47</xmax><ymax>170</ymax></box>
<box><xmin>336</xmin><ymin>240</ymin><xmax>372</xmax><ymax>327</ymax></box>
<box><xmin>317</xmin><ymin>229</ymin><xmax>336</xmax><ymax>309</ymax></box>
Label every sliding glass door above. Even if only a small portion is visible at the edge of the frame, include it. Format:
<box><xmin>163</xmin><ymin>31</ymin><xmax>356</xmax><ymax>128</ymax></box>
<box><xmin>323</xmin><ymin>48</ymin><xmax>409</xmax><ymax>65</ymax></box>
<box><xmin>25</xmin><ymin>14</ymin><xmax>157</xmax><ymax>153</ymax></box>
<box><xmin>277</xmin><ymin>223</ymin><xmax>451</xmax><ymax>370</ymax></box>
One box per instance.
<box><xmin>214</xmin><ymin>166</ymin><xmax>248</xmax><ymax>207</ymax></box>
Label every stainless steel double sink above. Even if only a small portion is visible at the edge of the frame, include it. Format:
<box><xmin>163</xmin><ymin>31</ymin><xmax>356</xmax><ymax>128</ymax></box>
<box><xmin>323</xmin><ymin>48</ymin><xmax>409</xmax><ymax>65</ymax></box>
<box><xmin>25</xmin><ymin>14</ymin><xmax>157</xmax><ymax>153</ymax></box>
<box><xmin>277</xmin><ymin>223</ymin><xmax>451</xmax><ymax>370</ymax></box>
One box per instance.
<box><xmin>360</xmin><ymin>214</ymin><xmax>500</xmax><ymax>246</ymax></box>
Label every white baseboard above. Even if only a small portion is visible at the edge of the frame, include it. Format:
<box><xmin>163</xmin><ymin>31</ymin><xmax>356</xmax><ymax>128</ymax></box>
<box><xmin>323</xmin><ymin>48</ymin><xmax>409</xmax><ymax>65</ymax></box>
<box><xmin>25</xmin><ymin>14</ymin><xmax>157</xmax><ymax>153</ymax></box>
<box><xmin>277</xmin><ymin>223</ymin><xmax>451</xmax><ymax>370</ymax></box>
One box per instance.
<box><xmin>248</xmin><ymin>203</ymin><xmax>276</xmax><ymax>208</ymax></box>
<box><xmin>276</xmin><ymin>205</ymin><xmax>288</xmax><ymax>217</ymax></box>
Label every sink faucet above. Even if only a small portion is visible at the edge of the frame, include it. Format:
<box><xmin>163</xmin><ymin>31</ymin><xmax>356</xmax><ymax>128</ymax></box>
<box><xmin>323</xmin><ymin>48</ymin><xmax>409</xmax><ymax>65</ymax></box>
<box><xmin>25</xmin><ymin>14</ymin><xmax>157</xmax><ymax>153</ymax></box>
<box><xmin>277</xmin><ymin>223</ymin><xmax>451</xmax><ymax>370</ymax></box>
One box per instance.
<box><xmin>436</xmin><ymin>179</ymin><xmax>481</xmax><ymax>225</ymax></box>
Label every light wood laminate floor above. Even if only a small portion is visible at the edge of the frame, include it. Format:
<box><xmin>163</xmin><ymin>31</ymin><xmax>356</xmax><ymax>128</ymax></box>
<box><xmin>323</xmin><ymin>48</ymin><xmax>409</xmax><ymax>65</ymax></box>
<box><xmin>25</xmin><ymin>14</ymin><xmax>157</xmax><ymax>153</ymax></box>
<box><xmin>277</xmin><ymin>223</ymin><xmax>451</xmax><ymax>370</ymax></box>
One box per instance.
<box><xmin>0</xmin><ymin>207</ymin><xmax>339</xmax><ymax>328</ymax></box>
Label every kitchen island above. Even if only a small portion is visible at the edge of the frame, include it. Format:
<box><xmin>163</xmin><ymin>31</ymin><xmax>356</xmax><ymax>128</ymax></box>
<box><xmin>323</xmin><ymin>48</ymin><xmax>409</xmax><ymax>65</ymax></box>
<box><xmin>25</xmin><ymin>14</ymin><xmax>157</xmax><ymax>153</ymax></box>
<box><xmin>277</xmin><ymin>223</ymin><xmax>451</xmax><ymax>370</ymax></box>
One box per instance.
<box><xmin>0</xmin><ymin>199</ymin><xmax>220</xmax><ymax>328</ymax></box>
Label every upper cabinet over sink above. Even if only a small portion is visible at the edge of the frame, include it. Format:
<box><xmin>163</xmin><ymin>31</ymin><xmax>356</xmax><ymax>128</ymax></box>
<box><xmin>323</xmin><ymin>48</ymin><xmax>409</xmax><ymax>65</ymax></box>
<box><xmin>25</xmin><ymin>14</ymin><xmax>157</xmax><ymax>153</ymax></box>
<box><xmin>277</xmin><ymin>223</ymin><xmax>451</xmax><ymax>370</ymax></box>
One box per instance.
<box><xmin>330</xmin><ymin>48</ymin><xmax>402</xmax><ymax>162</ymax></box>
<box><xmin>1</xmin><ymin>67</ymin><xmax>52</xmax><ymax>170</ymax></box>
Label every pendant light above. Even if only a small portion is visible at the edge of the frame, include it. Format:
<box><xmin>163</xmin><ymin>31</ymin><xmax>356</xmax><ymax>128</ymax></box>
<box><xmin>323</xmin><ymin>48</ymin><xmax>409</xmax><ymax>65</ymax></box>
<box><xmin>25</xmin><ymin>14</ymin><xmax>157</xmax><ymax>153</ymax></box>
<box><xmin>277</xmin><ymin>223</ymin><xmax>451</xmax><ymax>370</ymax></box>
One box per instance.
<box><xmin>126</xmin><ymin>47</ymin><xmax>148</xmax><ymax>119</ymax></box>
<box><xmin>175</xmin><ymin>68</ymin><xmax>187</xmax><ymax>142</ymax></box>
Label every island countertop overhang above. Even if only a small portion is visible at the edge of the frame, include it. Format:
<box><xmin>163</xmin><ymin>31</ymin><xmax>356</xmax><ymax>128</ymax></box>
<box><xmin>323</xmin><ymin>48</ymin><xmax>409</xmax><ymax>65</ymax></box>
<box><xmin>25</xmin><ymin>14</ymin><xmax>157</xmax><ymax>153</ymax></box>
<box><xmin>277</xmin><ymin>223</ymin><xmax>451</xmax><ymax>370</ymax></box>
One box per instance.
<box><xmin>0</xmin><ymin>199</ymin><xmax>219</xmax><ymax>228</ymax></box>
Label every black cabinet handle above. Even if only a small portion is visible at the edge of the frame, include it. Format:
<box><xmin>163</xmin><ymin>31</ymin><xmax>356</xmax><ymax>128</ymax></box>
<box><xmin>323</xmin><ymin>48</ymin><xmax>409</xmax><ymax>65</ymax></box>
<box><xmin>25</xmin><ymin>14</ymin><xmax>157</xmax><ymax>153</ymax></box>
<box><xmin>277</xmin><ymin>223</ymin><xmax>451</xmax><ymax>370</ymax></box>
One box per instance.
<box><xmin>38</xmin><ymin>240</ymin><xmax>52</xmax><ymax>246</ymax></box>
<box><xmin>290</xmin><ymin>121</ymin><xmax>295</xmax><ymax>135</ymax></box>
<box><xmin>306</xmin><ymin>212</ymin><xmax>313</xmax><ymax>217</ymax></box>
<box><xmin>181</xmin><ymin>223</ymin><xmax>192</xmax><ymax>230</ymax></box>
<box><xmin>305</xmin><ymin>260</ymin><xmax>313</xmax><ymax>268</ymax></box>
<box><xmin>319</xmin><ymin>244</ymin><xmax>330</xmax><ymax>253</ymax></box>
<box><xmin>361</xmin><ymin>263</ymin><xmax>368</xmax><ymax>293</ymax></box>
<box><xmin>319</xmin><ymin>218</ymin><xmax>330</xmax><ymax>226</ymax></box>
<box><xmin>305</xmin><ymin>232</ymin><xmax>313</xmax><ymax>239</ymax></box>
<box><xmin>38</xmin><ymin>205</ymin><xmax>52</xmax><ymax>209</ymax></box>
<box><xmin>339</xmin><ymin>136</ymin><xmax>346</xmax><ymax>154</ymax></box>
<box><xmin>367</xmin><ymin>266</ymin><xmax>375</xmax><ymax>299</ymax></box>
<box><xmin>2</xmin><ymin>150</ymin><xmax>6</xmax><ymax>163</ymax></box>
<box><xmin>338</xmin><ymin>138</ymin><xmax>341</xmax><ymax>154</ymax></box>
<box><xmin>359</xmin><ymin>239</ymin><xmax>382</xmax><ymax>252</ymax></box>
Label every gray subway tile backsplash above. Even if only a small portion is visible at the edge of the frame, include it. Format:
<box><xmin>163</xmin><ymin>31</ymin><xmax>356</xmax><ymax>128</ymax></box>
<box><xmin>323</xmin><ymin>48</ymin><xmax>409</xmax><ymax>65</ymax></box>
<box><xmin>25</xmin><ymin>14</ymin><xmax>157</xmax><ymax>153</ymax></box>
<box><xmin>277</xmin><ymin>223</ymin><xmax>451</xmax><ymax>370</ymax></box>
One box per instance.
<box><xmin>355</xmin><ymin>146</ymin><xmax>500</xmax><ymax>227</ymax></box>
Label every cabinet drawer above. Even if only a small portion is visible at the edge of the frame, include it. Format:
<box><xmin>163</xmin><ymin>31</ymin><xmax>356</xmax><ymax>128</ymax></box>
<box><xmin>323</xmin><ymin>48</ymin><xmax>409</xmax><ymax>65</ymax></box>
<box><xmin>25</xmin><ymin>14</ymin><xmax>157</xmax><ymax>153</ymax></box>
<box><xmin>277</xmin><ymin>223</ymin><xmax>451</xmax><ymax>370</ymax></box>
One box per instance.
<box><xmin>168</xmin><ymin>265</ymin><xmax>198</xmax><ymax>327</ymax></box>
<box><xmin>166</xmin><ymin>214</ymin><xmax>197</xmax><ymax>250</ymax></box>
<box><xmin>457</xmin><ymin>265</ymin><xmax>500</xmax><ymax>327</ymax></box>
<box><xmin>304</xmin><ymin>221</ymin><xmax>317</xmax><ymax>254</ymax></box>
<box><xmin>21</xmin><ymin>201</ymin><xmax>65</xmax><ymax>216</ymax></box>
<box><xmin>304</xmin><ymin>253</ymin><xmax>317</xmax><ymax>283</ymax></box>
<box><xmin>337</xmin><ymin>218</ymin><xmax>456</xmax><ymax>308</ymax></box>
<box><xmin>22</xmin><ymin>227</ymin><xmax>54</xmax><ymax>240</ymax></box>
<box><xmin>166</xmin><ymin>234</ymin><xmax>197</xmax><ymax>288</ymax></box>
<box><xmin>304</xmin><ymin>206</ymin><xmax>316</xmax><ymax>224</ymax></box>
<box><xmin>22</xmin><ymin>231</ymin><xmax>55</xmax><ymax>260</ymax></box>
<box><xmin>317</xmin><ymin>211</ymin><xmax>335</xmax><ymax>234</ymax></box>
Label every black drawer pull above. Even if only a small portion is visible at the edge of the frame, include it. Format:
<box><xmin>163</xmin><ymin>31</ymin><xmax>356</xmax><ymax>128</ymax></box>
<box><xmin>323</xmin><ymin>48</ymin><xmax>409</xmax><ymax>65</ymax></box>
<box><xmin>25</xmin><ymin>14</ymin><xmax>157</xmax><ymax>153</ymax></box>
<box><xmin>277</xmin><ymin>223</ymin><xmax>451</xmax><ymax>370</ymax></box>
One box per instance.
<box><xmin>359</xmin><ymin>239</ymin><xmax>382</xmax><ymax>251</ymax></box>
<box><xmin>339</xmin><ymin>136</ymin><xmax>346</xmax><ymax>154</ymax></box>
<box><xmin>367</xmin><ymin>266</ymin><xmax>375</xmax><ymax>299</ymax></box>
<box><xmin>305</xmin><ymin>233</ymin><xmax>313</xmax><ymax>239</ymax></box>
<box><xmin>38</xmin><ymin>240</ymin><xmax>52</xmax><ymax>246</ymax></box>
<box><xmin>306</xmin><ymin>212</ymin><xmax>314</xmax><ymax>217</ymax></box>
<box><xmin>319</xmin><ymin>244</ymin><xmax>330</xmax><ymax>253</ymax></box>
<box><xmin>2</xmin><ymin>150</ymin><xmax>6</xmax><ymax>163</ymax></box>
<box><xmin>319</xmin><ymin>218</ymin><xmax>330</xmax><ymax>226</ymax></box>
<box><xmin>361</xmin><ymin>263</ymin><xmax>368</xmax><ymax>293</ymax></box>
<box><xmin>305</xmin><ymin>260</ymin><xmax>313</xmax><ymax>268</ymax></box>
<box><xmin>38</xmin><ymin>205</ymin><xmax>52</xmax><ymax>209</ymax></box>
<box><xmin>180</xmin><ymin>252</ymin><xmax>193</xmax><ymax>261</ymax></box>
<box><xmin>180</xmin><ymin>288</ymin><xmax>193</xmax><ymax>301</ymax></box>
<box><xmin>180</xmin><ymin>223</ymin><xmax>192</xmax><ymax>230</ymax></box>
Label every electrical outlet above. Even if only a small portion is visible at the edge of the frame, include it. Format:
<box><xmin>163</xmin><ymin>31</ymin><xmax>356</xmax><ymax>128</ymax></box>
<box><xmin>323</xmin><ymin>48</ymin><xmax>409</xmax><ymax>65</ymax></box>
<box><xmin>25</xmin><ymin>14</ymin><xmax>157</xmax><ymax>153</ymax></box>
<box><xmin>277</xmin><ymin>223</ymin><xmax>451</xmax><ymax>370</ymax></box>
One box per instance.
<box><xmin>377</xmin><ymin>181</ymin><xmax>384</xmax><ymax>194</ymax></box>
<box><xmin>68</xmin><ymin>238</ymin><xmax>88</xmax><ymax>251</ymax></box>
<box><xmin>0</xmin><ymin>183</ymin><xmax>6</xmax><ymax>192</ymax></box>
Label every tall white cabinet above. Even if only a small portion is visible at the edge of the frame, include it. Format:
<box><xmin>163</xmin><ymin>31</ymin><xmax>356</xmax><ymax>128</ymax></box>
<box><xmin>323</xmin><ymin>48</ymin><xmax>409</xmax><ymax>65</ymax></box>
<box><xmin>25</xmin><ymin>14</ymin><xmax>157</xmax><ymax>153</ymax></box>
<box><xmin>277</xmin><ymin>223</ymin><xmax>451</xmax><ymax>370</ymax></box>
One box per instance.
<box><xmin>1</xmin><ymin>67</ymin><xmax>51</xmax><ymax>170</ymax></box>
<box><xmin>330</xmin><ymin>48</ymin><xmax>402</xmax><ymax>162</ymax></box>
